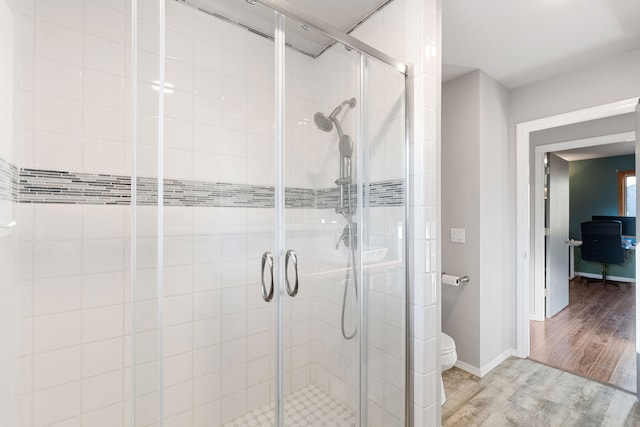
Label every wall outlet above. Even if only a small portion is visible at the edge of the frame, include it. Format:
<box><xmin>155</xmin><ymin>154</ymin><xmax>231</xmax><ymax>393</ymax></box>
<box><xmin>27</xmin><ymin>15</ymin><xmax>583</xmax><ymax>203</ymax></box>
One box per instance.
<box><xmin>451</xmin><ymin>228</ymin><xmax>465</xmax><ymax>243</ymax></box>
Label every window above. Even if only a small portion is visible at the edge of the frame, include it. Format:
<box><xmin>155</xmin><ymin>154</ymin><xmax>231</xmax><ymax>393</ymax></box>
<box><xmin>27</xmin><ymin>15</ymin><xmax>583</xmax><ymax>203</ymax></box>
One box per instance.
<box><xmin>618</xmin><ymin>170</ymin><xmax>636</xmax><ymax>216</ymax></box>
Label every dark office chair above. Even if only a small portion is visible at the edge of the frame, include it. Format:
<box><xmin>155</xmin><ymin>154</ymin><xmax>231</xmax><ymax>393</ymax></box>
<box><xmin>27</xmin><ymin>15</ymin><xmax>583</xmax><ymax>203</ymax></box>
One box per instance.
<box><xmin>580</xmin><ymin>220</ymin><xmax>625</xmax><ymax>288</ymax></box>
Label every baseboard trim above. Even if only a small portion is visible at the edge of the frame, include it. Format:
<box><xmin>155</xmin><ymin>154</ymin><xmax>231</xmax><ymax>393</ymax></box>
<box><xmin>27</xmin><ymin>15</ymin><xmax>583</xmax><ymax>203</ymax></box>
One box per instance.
<box><xmin>455</xmin><ymin>348</ymin><xmax>516</xmax><ymax>378</ymax></box>
<box><xmin>574</xmin><ymin>272</ymin><xmax>635</xmax><ymax>283</ymax></box>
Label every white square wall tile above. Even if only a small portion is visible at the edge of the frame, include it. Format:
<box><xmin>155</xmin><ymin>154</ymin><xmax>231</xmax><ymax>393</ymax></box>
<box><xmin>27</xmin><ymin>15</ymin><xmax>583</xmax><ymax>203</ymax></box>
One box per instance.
<box><xmin>164</xmin><ymin>352</ymin><xmax>193</xmax><ymax>386</ymax></box>
<box><xmin>193</xmin><ymin>289</ymin><xmax>221</xmax><ymax>320</ymax></box>
<box><xmin>82</xmin><ymin>337</ymin><xmax>124</xmax><ymax>377</ymax></box>
<box><xmin>34</xmin><ymin>204</ymin><xmax>82</xmax><ymax>241</ymax></box>
<box><xmin>35</xmin><ymin>20</ymin><xmax>83</xmax><ymax>65</ymax></box>
<box><xmin>33</xmin><ymin>275</ymin><xmax>82</xmax><ymax>316</ymax></box>
<box><xmin>35</xmin><ymin>0</ymin><xmax>83</xmax><ymax>30</ymax></box>
<box><xmin>83</xmin><ymin>103</ymin><xmax>125</xmax><ymax>141</ymax></box>
<box><xmin>83</xmin><ymin>238</ymin><xmax>125</xmax><ymax>274</ymax></box>
<box><xmin>83</xmin><ymin>69</ymin><xmax>125</xmax><ymax>108</ymax></box>
<box><xmin>82</xmin><ymin>206</ymin><xmax>125</xmax><ymax>239</ymax></box>
<box><xmin>221</xmin><ymin>337</ymin><xmax>247</xmax><ymax>369</ymax></box>
<box><xmin>193</xmin><ymin>373</ymin><xmax>221</xmax><ymax>407</ymax></box>
<box><xmin>164</xmin><ymin>381</ymin><xmax>193</xmax><ymax>417</ymax></box>
<box><xmin>33</xmin><ymin>310</ymin><xmax>81</xmax><ymax>353</ymax></box>
<box><xmin>33</xmin><ymin>381</ymin><xmax>81</xmax><ymax>427</ymax></box>
<box><xmin>81</xmin><ymin>402</ymin><xmax>124</xmax><ymax>427</ymax></box>
<box><xmin>83</xmin><ymin>139</ymin><xmax>126</xmax><ymax>175</ymax></box>
<box><xmin>83</xmin><ymin>305</ymin><xmax>124</xmax><ymax>343</ymax></box>
<box><xmin>84</xmin><ymin>35</ymin><xmax>125</xmax><ymax>75</ymax></box>
<box><xmin>166</xmin><ymin>28</ymin><xmax>194</xmax><ymax>64</ymax></box>
<box><xmin>34</xmin><ymin>94</ymin><xmax>82</xmax><ymax>136</ymax></box>
<box><xmin>193</xmin><ymin>345</ymin><xmax>221</xmax><ymax>377</ymax></box>
<box><xmin>164</xmin><ymin>322</ymin><xmax>193</xmax><ymax>356</ymax></box>
<box><xmin>82</xmin><ymin>370</ymin><xmax>123</xmax><ymax>413</ymax></box>
<box><xmin>164</xmin><ymin>294</ymin><xmax>193</xmax><ymax>326</ymax></box>
<box><xmin>83</xmin><ymin>0</ymin><xmax>126</xmax><ymax>43</ymax></box>
<box><xmin>166</xmin><ymin>0</ymin><xmax>194</xmax><ymax>36</ymax></box>
<box><xmin>33</xmin><ymin>346</ymin><xmax>81</xmax><ymax>390</ymax></box>
<box><xmin>82</xmin><ymin>272</ymin><xmax>124</xmax><ymax>308</ymax></box>
<box><xmin>34</xmin><ymin>58</ymin><xmax>82</xmax><ymax>100</ymax></box>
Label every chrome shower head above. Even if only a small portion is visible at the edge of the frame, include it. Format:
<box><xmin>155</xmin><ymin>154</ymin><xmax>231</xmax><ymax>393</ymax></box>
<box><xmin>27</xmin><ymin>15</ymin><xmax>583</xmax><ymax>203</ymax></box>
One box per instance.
<box><xmin>314</xmin><ymin>112</ymin><xmax>333</xmax><ymax>132</ymax></box>
<box><xmin>314</xmin><ymin>98</ymin><xmax>357</xmax><ymax>133</ymax></box>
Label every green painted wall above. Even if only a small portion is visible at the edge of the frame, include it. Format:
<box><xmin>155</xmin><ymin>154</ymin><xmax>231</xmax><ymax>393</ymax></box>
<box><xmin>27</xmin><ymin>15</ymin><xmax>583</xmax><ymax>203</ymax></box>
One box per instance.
<box><xmin>569</xmin><ymin>154</ymin><xmax>635</xmax><ymax>279</ymax></box>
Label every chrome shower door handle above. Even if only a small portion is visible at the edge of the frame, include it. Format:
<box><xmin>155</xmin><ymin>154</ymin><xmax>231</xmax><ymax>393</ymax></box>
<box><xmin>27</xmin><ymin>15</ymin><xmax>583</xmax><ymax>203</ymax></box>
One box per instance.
<box><xmin>261</xmin><ymin>252</ymin><xmax>274</xmax><ymax>302</ymax></box>
<box><xmin>285</xmin><ymin>249</ymin><xmax>299</xmax><ymax>297</ymax></box>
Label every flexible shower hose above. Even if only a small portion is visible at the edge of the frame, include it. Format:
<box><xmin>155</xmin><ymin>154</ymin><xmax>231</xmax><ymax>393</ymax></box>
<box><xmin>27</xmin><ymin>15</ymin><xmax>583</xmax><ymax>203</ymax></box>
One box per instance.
<box><xmin>341</xmin><ymin>183</ymin><xmax>358</xmax><ymax>340</ymax></box>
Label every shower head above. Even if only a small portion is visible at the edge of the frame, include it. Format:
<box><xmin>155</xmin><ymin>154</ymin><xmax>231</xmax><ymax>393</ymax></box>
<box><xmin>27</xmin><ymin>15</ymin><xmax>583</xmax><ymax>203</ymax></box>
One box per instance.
<box><xmin>314</xmin><ymin>98</ymin><xmax>357</xmax><ymax>132</ymax></box>
<box><xmin>314</xmin><ymin>112</ymin><xmax>333</xmax><ymax>132</ymax></box>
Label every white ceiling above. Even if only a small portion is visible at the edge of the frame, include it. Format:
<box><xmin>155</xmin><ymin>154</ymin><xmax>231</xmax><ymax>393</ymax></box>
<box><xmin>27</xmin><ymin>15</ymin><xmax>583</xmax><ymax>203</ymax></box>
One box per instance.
<box><xmin>442</xmin><ymin>0</ymin><xmax>640</xmax><ymax>88</ymax></box>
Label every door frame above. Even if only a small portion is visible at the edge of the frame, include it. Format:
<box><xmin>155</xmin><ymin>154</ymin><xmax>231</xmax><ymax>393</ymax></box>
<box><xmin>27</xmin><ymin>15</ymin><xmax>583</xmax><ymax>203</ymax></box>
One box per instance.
<box><xmin>532</xmin><ymin>132</ymin><xmax>635</xmax><ymax>321</ymax></box>
<box><xmin>515</xmin><ymin>97</ymin><xmax>638</xmax><ymax>360</ymax></box>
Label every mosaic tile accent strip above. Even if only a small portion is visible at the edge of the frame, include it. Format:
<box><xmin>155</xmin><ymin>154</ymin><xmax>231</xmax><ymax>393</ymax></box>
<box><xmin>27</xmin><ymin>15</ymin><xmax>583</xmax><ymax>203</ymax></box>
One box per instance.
<box><xmin>6</xmin><ymin>158</ymin><xmax>404</xmax><ymax>208</ymax></box>
<box><xmin>0</xmin><ymin>157</ymin><xmax>19</xmax><ymax>202</ymax></box>
<box><xmin>222</xmin><ymin>383</ymin><xmax>357</xmax><ymax>427</ymax></box>
<box><xmin>315</xmin><ymin>179</ymin><xmax>405</xmax><ymax>209</ymax></box>
<box><xmin>19</xmin><ymin>169</ymin><xmax>132</xmax><ymax>205</ymax></box>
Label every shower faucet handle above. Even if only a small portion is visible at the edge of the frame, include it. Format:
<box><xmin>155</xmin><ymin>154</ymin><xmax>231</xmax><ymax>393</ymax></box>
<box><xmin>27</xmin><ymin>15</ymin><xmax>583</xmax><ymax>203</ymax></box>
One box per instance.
<box><xmin>335</xmin><ymin>223</ymin><xmax>357</xmax><ymax>250</ymax></box>
<box><xmin>336</xmin><ymin>230</ymin><xmax>349</xmax><ymax>249</ymax></box>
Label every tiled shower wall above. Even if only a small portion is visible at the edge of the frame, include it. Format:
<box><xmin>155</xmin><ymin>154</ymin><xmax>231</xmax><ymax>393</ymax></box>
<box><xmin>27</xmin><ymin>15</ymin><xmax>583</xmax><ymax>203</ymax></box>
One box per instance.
<box><xmin>15</xmin><ymin>0</ymin><xmax>131</xmax><ymax>425</ymax></box>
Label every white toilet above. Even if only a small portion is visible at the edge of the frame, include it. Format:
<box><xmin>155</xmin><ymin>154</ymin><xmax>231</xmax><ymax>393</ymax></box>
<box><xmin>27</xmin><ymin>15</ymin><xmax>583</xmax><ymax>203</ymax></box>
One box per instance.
<box><xmin>440</xmin><ymin>332</ymin><xmax>457</xmax><ymax>405</ymax></box>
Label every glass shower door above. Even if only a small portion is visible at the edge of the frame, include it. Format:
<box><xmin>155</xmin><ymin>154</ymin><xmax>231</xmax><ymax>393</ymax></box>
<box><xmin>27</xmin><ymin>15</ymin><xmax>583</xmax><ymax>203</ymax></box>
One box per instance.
<box><xmin>281</xmin><ymin>21</ymin><xmax>363</xmax><ymax>426</ymax></box>
<box><xmin>133</xmin><ymin>1</ymin><xmax>278</xmax><ymax>425</ymax></box>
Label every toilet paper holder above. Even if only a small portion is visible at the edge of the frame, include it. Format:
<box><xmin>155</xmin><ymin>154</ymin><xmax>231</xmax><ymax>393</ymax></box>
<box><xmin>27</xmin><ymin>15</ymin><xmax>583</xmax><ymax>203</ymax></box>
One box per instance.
<box><xmin>441</xmin><ymin>273</ymin><xmax>470</xmax><ymax>286</ymax></box>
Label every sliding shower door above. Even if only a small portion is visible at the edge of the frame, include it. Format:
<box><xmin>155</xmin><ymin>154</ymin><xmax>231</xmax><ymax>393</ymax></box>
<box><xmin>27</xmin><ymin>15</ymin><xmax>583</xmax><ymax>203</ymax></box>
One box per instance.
<box><xmin>131</xmin><ymin>1</ymin><xmax>408</xmax><ymax>426</ymax></box>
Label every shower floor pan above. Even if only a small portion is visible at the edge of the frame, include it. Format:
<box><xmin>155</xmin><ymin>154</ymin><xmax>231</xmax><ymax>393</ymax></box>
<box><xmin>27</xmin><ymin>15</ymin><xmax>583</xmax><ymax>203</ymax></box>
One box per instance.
<box><xmin>223</xmin><ymin>383</ymin><xmax>357</xmax><ymax>427</ymax></box>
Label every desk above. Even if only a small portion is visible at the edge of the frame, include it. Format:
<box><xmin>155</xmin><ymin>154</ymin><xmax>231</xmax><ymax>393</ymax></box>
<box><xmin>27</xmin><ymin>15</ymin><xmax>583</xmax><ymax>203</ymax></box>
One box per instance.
<box><xmin>570</xmin><ymin>239</ymin><xmax>636</xmax><ymax>281</ymax></box>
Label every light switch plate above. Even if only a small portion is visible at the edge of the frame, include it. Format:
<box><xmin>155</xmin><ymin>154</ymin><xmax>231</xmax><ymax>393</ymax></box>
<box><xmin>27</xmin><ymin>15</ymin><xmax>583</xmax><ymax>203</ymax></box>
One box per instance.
<box><xmin>451</xmin><ymin>228</ymin><xmax>465</xmax><ymax>243</ymax></box>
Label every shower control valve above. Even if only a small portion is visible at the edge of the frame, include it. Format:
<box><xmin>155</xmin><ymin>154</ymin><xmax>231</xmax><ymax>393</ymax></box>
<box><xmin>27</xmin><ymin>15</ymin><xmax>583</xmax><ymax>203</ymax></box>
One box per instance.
<box><xmin>335</xmin><ymin>223</ymin><xmax>357</xmax><ymax>250</ymax></box>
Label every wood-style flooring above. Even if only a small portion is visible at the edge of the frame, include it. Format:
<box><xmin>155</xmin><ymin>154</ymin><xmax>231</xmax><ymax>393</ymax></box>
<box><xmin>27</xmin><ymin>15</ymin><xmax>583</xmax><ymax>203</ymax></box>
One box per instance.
<box><xmin>529</xmin><ymin>278</ymin><xmax>635</xmax><ymax>392</ymax></box>
<box><xmin>442</xmin><ymin>357</ymin><xmax>640</xmax><ymax>426</ymax></box>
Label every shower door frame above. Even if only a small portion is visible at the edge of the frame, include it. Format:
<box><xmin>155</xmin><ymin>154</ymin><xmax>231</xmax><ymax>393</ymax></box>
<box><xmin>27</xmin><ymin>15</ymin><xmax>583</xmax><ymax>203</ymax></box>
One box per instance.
<box><xmin>131</xmin><ymin>0</ymin><xmax>413</xmax><ymax>425</ymax></box>
<box><xmin>262</xmin><ymin>3</ymin><xmax>413</xmax><ymax>422</ymax></box>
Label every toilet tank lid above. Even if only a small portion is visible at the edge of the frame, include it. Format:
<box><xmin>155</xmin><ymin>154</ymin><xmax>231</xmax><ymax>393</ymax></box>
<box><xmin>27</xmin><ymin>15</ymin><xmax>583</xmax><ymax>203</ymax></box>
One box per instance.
<box><xmin>441</xmin><ymin>333</ymin><xmax>455</xmax><ymax>350</ymax></box>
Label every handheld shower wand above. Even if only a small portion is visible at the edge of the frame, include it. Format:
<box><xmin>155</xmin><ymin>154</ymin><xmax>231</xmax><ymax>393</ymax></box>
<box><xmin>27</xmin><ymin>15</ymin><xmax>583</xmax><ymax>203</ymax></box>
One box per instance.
<box><xmin>313</xmin><ymin>98</ymin><xmax>359</xmax><ymax>340</ymax></box>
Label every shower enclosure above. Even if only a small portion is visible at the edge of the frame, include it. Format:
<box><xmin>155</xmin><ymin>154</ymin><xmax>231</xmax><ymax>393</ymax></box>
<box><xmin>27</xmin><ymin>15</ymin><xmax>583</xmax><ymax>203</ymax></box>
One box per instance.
<box><xmin>1</xmin><ymin>0</ymin><xmax>409</xmax><ymax>425</ymax></box>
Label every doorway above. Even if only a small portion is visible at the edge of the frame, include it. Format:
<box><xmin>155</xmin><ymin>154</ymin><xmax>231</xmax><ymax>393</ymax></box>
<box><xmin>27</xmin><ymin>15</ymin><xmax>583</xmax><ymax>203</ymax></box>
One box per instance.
<box><xmin>529</xmin><ymin>134</ymin><xmax>637</xmax><ymax>392</ymax></box>
<box><xmin>515</xmin><ymin>97</ymin><xmax>639</xmax><ymax>399</ymax></box>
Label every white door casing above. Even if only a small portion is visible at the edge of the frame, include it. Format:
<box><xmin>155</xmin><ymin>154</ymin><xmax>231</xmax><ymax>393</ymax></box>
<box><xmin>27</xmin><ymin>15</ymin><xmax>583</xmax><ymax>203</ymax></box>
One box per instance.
<box><xmin>515</xmin><ymin>98</ymin><xmax>637</xmax><ymax>359</ymax></box>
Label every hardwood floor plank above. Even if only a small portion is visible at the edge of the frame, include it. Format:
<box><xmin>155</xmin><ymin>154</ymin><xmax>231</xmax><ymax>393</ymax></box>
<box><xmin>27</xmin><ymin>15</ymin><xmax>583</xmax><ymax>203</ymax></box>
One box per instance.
<box><xmin>588</xmin><ymin>311</ymin><xmax>633</xmax><ymax>382</ymax></box>
<box><xmin>528</xmin><ymin>278</ymin><xmax>636</xmax><ymax>392</ymax></box>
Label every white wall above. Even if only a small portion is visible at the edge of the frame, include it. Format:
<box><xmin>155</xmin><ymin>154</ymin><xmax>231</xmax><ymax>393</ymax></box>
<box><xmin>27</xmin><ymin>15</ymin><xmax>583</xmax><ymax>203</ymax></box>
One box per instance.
<box><xmin>477</xmin><ymin>71</ymin><xmax>509</xmax><ymax>368</ymax></box>
<box><xmin>441</xmin><ymin>70</ymin><xmax>510</xmax><ymax>373</ymax></box>
<box><xmin>441</xmin><ymin>71</ymin><xmax>481</xmax><ymax>367</ymax></box>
